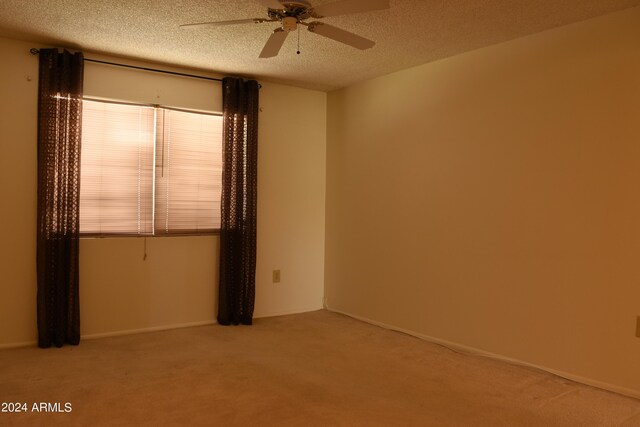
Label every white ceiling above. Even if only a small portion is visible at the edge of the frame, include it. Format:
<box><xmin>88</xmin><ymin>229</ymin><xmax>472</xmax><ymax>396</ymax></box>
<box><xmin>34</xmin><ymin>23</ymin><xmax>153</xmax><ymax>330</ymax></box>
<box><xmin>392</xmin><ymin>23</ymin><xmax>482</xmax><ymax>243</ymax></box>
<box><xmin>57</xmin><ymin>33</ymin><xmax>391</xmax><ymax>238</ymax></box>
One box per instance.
<box><xmin>0</xmin><ymin>0</ymin><xmax>638</xmax><ymax>91</ymax></box>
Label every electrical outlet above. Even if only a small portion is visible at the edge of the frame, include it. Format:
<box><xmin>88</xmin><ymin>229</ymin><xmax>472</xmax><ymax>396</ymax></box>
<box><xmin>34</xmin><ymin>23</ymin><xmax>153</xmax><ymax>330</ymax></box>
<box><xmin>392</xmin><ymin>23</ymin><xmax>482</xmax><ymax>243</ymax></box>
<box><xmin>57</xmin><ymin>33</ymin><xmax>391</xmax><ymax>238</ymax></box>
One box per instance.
<box><xmin>273</xmin><ymin>270</ymin><xmax>281</xmax><ymax>283</ymax></box>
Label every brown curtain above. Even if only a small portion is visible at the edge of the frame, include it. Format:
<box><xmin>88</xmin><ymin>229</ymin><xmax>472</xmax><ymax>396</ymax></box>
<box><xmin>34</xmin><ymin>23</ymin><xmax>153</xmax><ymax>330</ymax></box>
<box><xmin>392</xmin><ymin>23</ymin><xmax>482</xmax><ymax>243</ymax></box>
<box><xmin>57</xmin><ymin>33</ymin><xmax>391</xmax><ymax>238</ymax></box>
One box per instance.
<box><xmin>36</xmin><ymin>48</ymin><xmax>84</xmax><ymax>347</ymax></box>
<box><xmin>217</xmin><ymin>77</ymin><xmax>259</xmax><ymax>325</ymax></box>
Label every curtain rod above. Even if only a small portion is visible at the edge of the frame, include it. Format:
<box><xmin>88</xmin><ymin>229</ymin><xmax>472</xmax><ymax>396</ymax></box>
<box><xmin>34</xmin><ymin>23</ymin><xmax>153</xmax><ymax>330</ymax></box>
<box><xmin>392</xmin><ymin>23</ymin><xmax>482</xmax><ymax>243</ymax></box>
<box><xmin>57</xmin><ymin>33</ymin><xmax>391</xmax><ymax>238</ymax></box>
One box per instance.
<box><xmin>30</xmin><ymin>48</ymin><xmax>224</xmax><ymax>83</ymax></box>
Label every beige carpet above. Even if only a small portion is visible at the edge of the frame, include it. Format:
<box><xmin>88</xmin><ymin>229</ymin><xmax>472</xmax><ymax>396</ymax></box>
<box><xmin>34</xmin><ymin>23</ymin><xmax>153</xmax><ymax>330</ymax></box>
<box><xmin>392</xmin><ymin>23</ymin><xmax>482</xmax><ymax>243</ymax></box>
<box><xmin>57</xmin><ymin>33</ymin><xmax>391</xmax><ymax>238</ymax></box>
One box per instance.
<box><xmin>1</xmin><ymin>310</ymin><xmax>639</xmax><ymax>426</ymax></box>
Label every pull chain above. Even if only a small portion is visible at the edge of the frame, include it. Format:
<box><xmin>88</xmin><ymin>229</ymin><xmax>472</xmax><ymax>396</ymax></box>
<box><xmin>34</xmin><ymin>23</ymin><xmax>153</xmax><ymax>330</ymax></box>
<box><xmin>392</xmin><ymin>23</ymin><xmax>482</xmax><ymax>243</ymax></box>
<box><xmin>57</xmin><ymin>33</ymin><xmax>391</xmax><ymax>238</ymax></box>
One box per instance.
<box><xmin>297</xmin><ymin>26</ymin><xmax>301</xmax><ymax>55</ymax></box>
<box><xmin>143</xmin><ymin>237</ymin><xmax>148</xmax><ymax>261</ymax></box>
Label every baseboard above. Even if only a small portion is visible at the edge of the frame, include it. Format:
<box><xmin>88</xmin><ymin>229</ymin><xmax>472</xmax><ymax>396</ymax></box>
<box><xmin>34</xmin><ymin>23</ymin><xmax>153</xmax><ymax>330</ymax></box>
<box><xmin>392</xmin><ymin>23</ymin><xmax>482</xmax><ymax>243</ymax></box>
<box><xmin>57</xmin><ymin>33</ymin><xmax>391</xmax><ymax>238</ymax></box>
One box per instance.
<box><xmin>325</xmin><ymin>306</ymin><xmax>640</xmax><ymax>400</ymax></box>
<box><xmin>0</xmin><ymin>308</ymin><xmax>323</xmax><ymax>350</ymax></box>
<box><xmin>0</xmin><ymin>340</ymin><xmax>38</xmax><ymax>350</ymax></box>
<box><xmin>253</xmin><ymin>305</ymin><xmax>323</xmax><ymax>319</ymax></box>
<box><xmin>84</xmin><ymin>308</ymin><xmax>325</xmax><ymax>338</ymax></box>
<box><xmin>82</xmin><ymin>319</ymin><xmax>218</xmax><ymax>341</ymax></box>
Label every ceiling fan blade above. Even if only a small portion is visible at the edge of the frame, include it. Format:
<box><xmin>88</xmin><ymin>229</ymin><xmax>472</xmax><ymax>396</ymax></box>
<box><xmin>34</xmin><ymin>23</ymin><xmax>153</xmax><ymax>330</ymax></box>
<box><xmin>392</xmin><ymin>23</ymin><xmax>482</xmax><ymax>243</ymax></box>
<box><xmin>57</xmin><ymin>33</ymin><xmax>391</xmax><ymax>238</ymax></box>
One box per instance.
<box><xmin>180</xmin><ymin>18</ymin><xmax>263</xmax><ymax>28</ymax></box>
<box><xmin>310</xmin><ymin>0</ymin><xmax>389</xmax><ymax>18</ymax></box>
<box><xmin>256</xmin><ymin>0</ymin><xmax>284</xmax><ymax>9</ymax></box>
<box><xmin>259</xmin><ymin>28</ymin><xmax>289</xmax><ymax>58</ymax></box>
<box><xmin>307</xmin><ymin>22</ymin><xmax>375</xmax><ymax>50</ymax></box>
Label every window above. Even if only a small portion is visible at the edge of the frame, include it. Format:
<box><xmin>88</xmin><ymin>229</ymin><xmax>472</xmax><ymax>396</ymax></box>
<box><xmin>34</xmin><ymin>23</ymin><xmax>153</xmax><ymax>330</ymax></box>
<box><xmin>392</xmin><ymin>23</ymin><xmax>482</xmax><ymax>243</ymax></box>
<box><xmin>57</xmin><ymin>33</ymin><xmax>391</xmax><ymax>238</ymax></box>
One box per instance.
<box><xmin>79</xmin><ymin>99</ymin><xmax>222</xmax><ymax>236</ymax></box>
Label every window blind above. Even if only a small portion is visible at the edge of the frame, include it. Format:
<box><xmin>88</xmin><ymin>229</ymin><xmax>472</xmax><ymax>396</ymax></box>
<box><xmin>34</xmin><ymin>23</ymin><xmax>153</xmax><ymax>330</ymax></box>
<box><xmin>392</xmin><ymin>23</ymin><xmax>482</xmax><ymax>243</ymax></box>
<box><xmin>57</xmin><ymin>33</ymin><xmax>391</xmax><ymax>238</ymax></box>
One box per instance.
<box><xmin>155</xmin><ymin>109</ymin><xmax>223</xmax><ymax>234</ymax></box>
<box><xmin>80</xmin><ymin>100</ymin><xmax>155</xmax><ymax>235</ymax></box>
<box><xmin>79</xmin><ymin>99</ymin><xmax>222</xmax><ymax>236</ymax></box>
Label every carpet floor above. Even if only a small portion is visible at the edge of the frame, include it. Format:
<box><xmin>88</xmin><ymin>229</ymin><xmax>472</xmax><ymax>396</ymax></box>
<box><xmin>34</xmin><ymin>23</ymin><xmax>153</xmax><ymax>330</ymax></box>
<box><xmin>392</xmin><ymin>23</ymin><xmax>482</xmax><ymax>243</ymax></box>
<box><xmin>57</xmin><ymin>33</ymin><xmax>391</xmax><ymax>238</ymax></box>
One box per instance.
<box><xmin>1</xmin><ymin>310</ymin><xmax>639</xmax><ymax>426</ymax></box>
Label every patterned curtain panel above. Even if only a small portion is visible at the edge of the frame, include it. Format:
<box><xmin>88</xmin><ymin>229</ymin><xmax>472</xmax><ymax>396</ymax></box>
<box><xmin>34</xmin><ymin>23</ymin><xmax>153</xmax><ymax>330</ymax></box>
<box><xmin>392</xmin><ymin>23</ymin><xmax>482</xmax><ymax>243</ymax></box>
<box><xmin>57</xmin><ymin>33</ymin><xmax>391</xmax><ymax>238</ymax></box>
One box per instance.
<box><xmin>218</xmin><ymin>77</ymin><xmax>259</xmax><ymax>326</ymax></box>
<box><xmin>36</xmin><ymin>48</ymin><xmax>84</xmax><ymax>347</ymax></box>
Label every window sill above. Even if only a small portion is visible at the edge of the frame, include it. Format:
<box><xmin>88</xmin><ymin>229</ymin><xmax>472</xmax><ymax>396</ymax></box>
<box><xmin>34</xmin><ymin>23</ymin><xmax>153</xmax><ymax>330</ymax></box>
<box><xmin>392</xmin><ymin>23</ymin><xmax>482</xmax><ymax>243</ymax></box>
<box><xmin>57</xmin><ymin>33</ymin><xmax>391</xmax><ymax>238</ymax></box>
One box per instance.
<box><xmin>80</xmin><ymin>230</ymin><xmax>220</xmax><ymax>239</ymax></box>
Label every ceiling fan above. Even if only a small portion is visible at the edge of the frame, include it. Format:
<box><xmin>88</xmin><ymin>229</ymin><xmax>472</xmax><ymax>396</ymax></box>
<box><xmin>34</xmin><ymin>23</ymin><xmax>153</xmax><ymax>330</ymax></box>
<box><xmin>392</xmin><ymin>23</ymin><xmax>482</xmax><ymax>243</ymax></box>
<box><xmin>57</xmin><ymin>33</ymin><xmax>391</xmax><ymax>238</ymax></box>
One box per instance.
<box><xmin>180</xmin><ymin>0</ymin><xmax>390</xmax><ymax>58</ymax></box>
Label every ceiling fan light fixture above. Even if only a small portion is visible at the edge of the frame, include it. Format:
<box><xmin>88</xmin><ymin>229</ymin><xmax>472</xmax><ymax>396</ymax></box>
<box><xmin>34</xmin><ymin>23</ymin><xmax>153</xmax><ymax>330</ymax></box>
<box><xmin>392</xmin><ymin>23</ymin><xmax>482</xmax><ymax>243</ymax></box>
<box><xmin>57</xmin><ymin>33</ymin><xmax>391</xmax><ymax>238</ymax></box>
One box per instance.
<box><xmin>180</xmin><ymin>0</ymin><xmax>390</xmax><ymax>58</ymax></box>
<box><xmin>282</xmin><ymin>16</ymin><xmax>298</xmax><ymax>32</ymax></box>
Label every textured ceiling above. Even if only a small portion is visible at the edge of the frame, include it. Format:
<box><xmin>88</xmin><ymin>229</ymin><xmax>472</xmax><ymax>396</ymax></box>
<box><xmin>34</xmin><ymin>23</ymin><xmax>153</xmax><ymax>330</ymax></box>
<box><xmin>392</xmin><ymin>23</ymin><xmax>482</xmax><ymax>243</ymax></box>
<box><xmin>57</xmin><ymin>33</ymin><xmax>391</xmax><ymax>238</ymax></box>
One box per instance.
<box><xmin>0</xmin><ymin>0</ymin><xmax>638</xmax><ymax>91</ymax></box>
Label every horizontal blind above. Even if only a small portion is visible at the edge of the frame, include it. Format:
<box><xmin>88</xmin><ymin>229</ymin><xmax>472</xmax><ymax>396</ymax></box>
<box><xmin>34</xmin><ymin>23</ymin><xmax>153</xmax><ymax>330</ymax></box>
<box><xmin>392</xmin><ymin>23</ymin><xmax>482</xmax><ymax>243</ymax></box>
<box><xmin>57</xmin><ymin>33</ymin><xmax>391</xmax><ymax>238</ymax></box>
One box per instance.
<box><xmin>154</xmin><ymin>109</ymin><xmax>223</xmax><ymax>234</ymax></box>
<box><xmin>79</xmin><ymin>100</ymin><xmax>155</xmax><ymax>235</ymax></box>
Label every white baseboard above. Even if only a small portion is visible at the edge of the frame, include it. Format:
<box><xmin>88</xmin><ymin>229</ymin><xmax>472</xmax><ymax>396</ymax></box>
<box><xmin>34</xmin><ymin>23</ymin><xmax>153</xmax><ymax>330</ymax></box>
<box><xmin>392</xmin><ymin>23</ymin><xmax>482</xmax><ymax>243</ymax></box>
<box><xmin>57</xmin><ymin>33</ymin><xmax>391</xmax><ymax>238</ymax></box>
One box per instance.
<box><xmin>82</xmin><ymin>319</ymin><xmax>218</xmax><ymax>341</ymax></box>
<box><xmin>253</xmin><ymin>305</ymin><xmax>323</xmax><ymax>319</ymax></box>
<box><xmin>0</xmin><ymin>320</ymin><xmax>219</xmax><ymax>350</ymax></box>
<box><xmin>325</xmin><ymin>306</ymin><xmax>640</xmax><ymax>400</ymax></box>
<box><xmin>0</xmin><ymin>340</ymin><xmax>38</xmax><ymax>350</ymax></box>
<box><xmin>0</xmin><ymin>308</ymin><xmax>325</xmax><ymax>349</ymax></box>
<box><xmin>0</xmin><ymin>307</ymin><xmax>325</xmax><ymax>349</ymax></box>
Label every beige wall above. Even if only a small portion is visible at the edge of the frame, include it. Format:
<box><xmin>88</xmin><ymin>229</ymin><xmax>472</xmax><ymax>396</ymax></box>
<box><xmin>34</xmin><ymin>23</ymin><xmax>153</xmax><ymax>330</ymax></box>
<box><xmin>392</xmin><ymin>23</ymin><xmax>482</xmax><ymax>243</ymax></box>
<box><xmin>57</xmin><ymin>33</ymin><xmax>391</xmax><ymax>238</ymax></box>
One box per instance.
<box><xmin>0</xmin><ymin>38</ymin><xmax>38</xmax><ymax>347</ymax></box>
<box><xmin>325</xmin><ymin>7</ymin><xmax>640</xmax><ymax>395</ymax></box>
<box><xmin>0</xmin><ymin>37</ymin><xmax>326</xmax><ymax>346</ymax></box>
<box><xmin>255</xmin><ymin>83</ymin><xmax>326</xmax><ymax>316</ymax></box>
